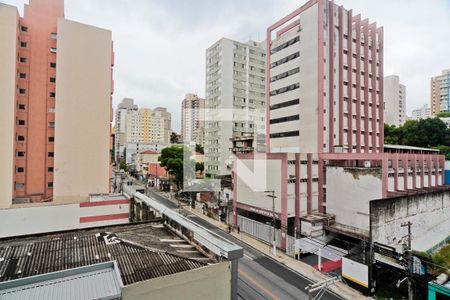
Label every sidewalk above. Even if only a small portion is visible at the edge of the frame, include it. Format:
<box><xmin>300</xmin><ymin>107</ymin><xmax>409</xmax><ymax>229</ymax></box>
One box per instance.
<box><xmin>181</xmin><ymin>201</ymin><xmax>367</xmax><ymax>300</ymax></box>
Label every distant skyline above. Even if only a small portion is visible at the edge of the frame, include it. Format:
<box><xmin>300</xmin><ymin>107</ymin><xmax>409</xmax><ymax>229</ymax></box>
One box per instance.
<box><xmin>4</xmin><ymin>0</ymin><xmax>450</xmax><ymax>131</ymax></box>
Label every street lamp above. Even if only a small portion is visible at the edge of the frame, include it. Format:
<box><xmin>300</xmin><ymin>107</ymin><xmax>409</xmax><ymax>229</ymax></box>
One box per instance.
<box><xmin>264</xmin><ymin>190</ymin><xmax>277</xmax><ymax>256</ymax></box>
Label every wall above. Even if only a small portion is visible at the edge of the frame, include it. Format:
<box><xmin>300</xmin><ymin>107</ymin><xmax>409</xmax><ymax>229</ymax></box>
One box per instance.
<box><xmin>0</xmin><ymin>4</ymin><xmax>18</xmax><ymax>208</ymax></box>
<box><xmin>54</xmin><ymin>19</ymin><xmax>112</xmax><ymax>203</ymax></box>
<box><xmin>122</xmin><ymin>261</ymin><xmax>230</xmax><ymax>300</ymax></box>
<box><xmin>0</xmin><ymin>198</ymin><xmax>129</xmax><ymax>238</ymax></box>
<box><xmin>236</xmin><ymin>158</ymin><xmax>284</xmax><ymax>213</ymax></box>
<box><xmin>326</xmin><ymin>166</ymin><xmax>382</xmax><ymax>235</ymax></box>
<box><xmin>370</xmin><ymin>189</ymin><xmax>450</xmax><ymax>253</ymax></box>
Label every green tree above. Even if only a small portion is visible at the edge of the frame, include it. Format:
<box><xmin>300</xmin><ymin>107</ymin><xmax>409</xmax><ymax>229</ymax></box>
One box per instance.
<box><xmin>195</xmin><ymin>144</ymin><xmax>204</xmax><ymax>154</ymax></box>
<box><xmin>170</xmin><ymin>132</ymin><xmax>179</xmax><ymax>144</ymax></box>
<box><xmin>119</xmin><ymin>160</ymin><xmax>128</xmax><ymax>172</ymax></box>
<box><xmin>195</xmin><ymin>162</ymin><xmax>204</xmax><ymax>174</ymax></box>
<box><xmin>436</xmin><ymin>112</ymin><xmax>450</xmax><ymax>118</ymax></box>
<box><xmin>158</xmin><ymin>145</ymin><xmax>194</xmax><ymax>190</ymax></box>
<box><xmin>385</xmin><ymin>118</ymin><xmax>449</xmax><ymax>148</ymax></box>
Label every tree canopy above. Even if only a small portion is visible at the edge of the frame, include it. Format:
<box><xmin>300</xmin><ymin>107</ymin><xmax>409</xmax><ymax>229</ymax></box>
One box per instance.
<box><xmin>195</xmin><ymin>144</ymin><xmax>204</xmax><ymax>154</ymax></box>
<box><xmin>158</xmin><ymin>145</ymin><xmax>194</xmax><ymax>190</ymax></box>
<box><xmin>384</xmin><ymin>118</ymin><xmax>450</xmax><ymax>159</ymax></box>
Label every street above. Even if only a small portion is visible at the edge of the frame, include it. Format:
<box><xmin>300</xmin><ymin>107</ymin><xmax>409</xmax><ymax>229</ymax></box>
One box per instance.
<box><xmin>145</xmin><ymin>188</ymin><xmax>344</xmax><ymax>300</ymax></box>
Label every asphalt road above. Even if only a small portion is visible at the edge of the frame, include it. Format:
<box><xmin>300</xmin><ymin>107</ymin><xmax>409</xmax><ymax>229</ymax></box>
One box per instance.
<box><xmin>144</xmin><ymin>188</ymin><xmax>344</xmax><ymax>300</ymax></box>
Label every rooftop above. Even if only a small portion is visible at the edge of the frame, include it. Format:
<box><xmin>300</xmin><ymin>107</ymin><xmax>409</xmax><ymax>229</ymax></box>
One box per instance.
<box><xmin>384</xmin><ymin>144</ymin><xmax>440</xmax><ymax>153</ymax></box>
<box><xmin>0</xmin><ymin>223</ymin><xmax>211</xmax><ymax>286</ymax></box>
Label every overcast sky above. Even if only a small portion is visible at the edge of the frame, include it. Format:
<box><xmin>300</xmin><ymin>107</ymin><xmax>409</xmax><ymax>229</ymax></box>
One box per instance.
<box><xmin>5</xmin><ymin>0</ymin><xmax>450</xmax><ymax>131</ymax></box>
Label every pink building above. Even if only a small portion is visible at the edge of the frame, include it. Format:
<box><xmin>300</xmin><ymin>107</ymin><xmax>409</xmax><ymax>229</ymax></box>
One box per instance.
<box><xmin>232</xmin><ymin>0</ymin><xmax>445</xmax><ymax>251</ymax></box>
<box><xmin>0</xmin><ymin>0</ymin><xmax>114</xmax><ymax>206</ymax></box>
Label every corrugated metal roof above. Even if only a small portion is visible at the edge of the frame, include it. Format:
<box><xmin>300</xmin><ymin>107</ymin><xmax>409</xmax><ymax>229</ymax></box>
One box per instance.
<box><xmin>0</xmin><ymin>262</ymin><xmax>122</xmax><ymax>300</ymax></box>
<box><xmin>0</xmin><ymin>224</ymin><xmax>207</xmax><ymax>286</ymax></box>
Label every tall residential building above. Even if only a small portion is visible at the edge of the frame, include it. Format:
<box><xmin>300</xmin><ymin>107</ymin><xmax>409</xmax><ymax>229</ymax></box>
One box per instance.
<box><xmin>267</xmin><ymin>0</ymin><xmax>383</xmax><ymax>154</ymax></box>
<box><xmin>114</xmin><ymin>98</ymin><xmax>138</xmax><ymax>161</ymax></box>
<box><xmin>430</xmin><ymin>69</ymin><xmax>450</xmax><ymax>115</ymax></box>
<box><xmin>232</xmin><ymin>0</ymin><xmax>445</xmax><ymax>264</ymax></box>
<box><xmin>205</xmin><ymin>38</ymin><xmax>266</xmax><ymax>176</ymax></box>
<box><xmin>383</xmin><ymin>75</ymin><xmax>406</xmax><ymax>126</ymax></box>
<box><xmin>181</xmin><ymin>93</ymin><xmax>205</xmax><ymax>146</ymax></box>
<box><xmin>0</xmin><ymin>0</ymin><xmax>113</xmax><ymax>207</ymax></box>
<box><xmin>411</xmin><ymin>104</ymin><xmax>431</xmax><ymax>120</ymax></box>
<box><xmin>125</xmin><ymin>107</ymin><xmax>172</xmax><ymax>145</ymax></box>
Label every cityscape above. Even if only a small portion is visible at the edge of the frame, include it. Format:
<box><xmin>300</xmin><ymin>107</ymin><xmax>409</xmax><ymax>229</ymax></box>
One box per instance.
<box><xmin>0</xmin><ymin>0</ymin><xmax>449</xmax><ymax>299</ymax></box>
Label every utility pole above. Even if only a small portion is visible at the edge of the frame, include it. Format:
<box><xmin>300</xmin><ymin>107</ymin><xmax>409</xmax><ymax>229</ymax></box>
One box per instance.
<box><xmin>401</xmin><ymin>221</ymin><xmax>413</xmax><ymax>300</ymax></box>
<box><xmin>264</xmin><ymin>190</ymin><xmax>277</xmax><ymax>256</ymax></box>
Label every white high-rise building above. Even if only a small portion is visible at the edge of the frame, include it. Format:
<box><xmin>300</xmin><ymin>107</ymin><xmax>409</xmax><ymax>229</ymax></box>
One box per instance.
<box><xmin>384</xmin><ymin>75</ymin><xmax>406</xmax><ymax>127</ymax></box>
<box><xmin>114</xmin><ymin>98</ymin><xmax>138</xmax><ymax>161</ymax></box>
<box><xmin>430</xmin><ymin>69</ymin><xmax>450</xmax><ymax>115</ymax></box>
<box><xmin>181</xmin><ymin>93</ymin><xmax>205</xmax><ymax>146</ymax></box>
<box><xmin>411</xmin><ymin>104</ymin><xmax>431</xmax><ymax>120</ymax></box>
<box><xmin>205</xmin><ymin>38</ymin><xmax>266</xmax><ymax>176</ymax></box>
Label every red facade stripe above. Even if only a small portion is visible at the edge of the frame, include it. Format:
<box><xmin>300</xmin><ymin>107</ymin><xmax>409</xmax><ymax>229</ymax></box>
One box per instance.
<box><xmin>80</xmin><ymin>213</ymin><xmax>129</xmax><ymax>223</ymax></box>
<box><xmin>79</xmin><ymin>199</ymin><xmax>129</xmax><ymax>207</ymax></box>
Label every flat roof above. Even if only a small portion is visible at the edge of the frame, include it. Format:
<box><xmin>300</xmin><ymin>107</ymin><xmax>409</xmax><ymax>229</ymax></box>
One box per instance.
<box><xmin>0</xmin><ymin>223</ymin><xmax>210</xmax><ymax>286</ymax></box>
<box><xmin>384</xmin><ymin>144</ymin><xmax>440</xmax><ymax>152</ymax></box>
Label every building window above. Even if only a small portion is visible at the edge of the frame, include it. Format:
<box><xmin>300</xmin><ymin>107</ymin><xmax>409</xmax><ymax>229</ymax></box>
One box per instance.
<box><xmin>270</xmin><ymin>98</ymin><xmax>300</xmax><ymax>110</ymax></box>
<box><xmin>50</xmin><ymin>47</ymin><xmax>57</xmax><ymax>53</ymax></box>
<box><xmin>19</xmin><ymin>57</ymin><xmax>27</xmax><ymax>63</ymax></box>
<box><xmin>48</xmin><ymin>152</ymin><xmax>54</xmax><ymax>157</ymax></box>
<box><xmin>20</xmin><ymin>41</ymin><xmax>27</xmax><ymax>48</ymax></box>
<box><xmin>19</xmin><ymin>73</ymin><xmax>26</xmax><ymax>79</ymax></box>
<box><xmin>15</xmin><ymin>183</ymin><xmax>25</xmax><ymax>190</ymax></box>
<box><xmin>48</xmin><ymin>136</ymin><xmax>55</xmax><ymax>142</ymax></box>
<box><xmin>48</xmin><ymin>182</ymin><xmax>54</xmax><ymax>188</ymax></box>
<box><xmin>49</xmin><ymin>92</ymin><xmax>56</xmax><ymax>98</ymax></box>
<box><xmin>270</xmin><ymin>114</ymin><xmax>299</xmax><ymax>124</ymax></box>
<box><xmin>48</xmin><ymin>122</ymin><xmax>55</xmax><ymax>128</ymax></box>
<box><xmin>48</xmin><ymin>167</ymin><xmax>54</xmax><ymax>173</ymax></box>
<box><xmin>270</xmin><ymin>130</ymin><xmax>299</xmax><ymax>139</ymax></box>
<box><xmin>50</xmin><ymin>32</ymin><xmax>57</xmax><ymax>39</ymax></box>
<box><xmin>16</xmin><ymin>167</ymin><xmax>24</xmax><ymax>173</ymax></box>
<box><xmin>17</xmin><ymin>120</ymin><xmax>25</xmax><ymax>126</ymax></box>
<box><xmin>18</xmin><ymin>88</ymin><xmax>26</xmax><ymax>94</ymax></box>
<box><xmin>49</xmin><ymin>77</ymin><xmax>56</xmax><ymax>83</ymax></box>
<box><xmin>17</xmin><ymin>135</ymin><xmax>25</xmax><ymax>141</ymax></box>
<box><xmin>17</xmin><ymin>104</ymin><xmax>26</xmax><ymax>110</ymax></box>
<box><xmin>20</xmin><ymin>26</ymin><xmax>28</xmax><ymax>32</ymax></box>
<box><xmin>16</xmin><ymin>151</ymin><xmax>25</xmax><ymax>157</ymax></box>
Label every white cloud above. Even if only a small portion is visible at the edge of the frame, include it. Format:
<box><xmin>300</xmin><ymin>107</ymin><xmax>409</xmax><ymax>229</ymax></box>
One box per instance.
<box><xmin>4</xmin><ymin>0</ymin><xmax>450</xmax><ymax>130</ymax></box>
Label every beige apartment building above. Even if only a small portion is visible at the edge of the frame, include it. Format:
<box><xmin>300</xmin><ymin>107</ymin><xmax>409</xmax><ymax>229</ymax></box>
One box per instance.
<box><xmin>125</xmin><ymin>107</ymin><xmax>172</xmax><ymax>145</ymax></box>
<box><xmin>181</xmin><ymin>93</ymin><xmax>205</xmax><ymax>146</ymax></box>
<box><xmin>0</xmin><ymin>0</ymin><xmax>113</xmax><ymax>207</ymax></box>
<box><xmin>430</xmin><ymin>69</ymin><xmax>450</xmax><ymax>115</ymax></box>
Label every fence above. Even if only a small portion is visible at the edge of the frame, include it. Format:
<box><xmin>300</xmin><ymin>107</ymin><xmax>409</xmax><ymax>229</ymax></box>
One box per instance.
<box><xmin>237</xmin><ymin>215</ymin><xmax>298</xmax><ymax>256</ymax></box>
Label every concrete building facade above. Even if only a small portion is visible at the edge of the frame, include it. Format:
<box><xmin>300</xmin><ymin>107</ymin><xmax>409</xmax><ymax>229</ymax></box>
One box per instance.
<box><xmin>181</xmin><ymin>93</ymin><xmax>205</xmax><ymax>146</ymax></box>
<box><xmin>430</xmin><ymin>69</ymin><xmax>450</xmax><ymax>115</ymax></box>
<box><xmin>411</xmin><ymin>104</ymin><xmax>431</xmax><ymax>120</ymax></box>
<box><xmin>232</xmin><ymin>0</ymin><xmax>446</xmax><ymax>252</ymax></box>
<box><xmin>114</xmin><ymin>98</ymin><xmax>138</xmax><ymax>161</ymax></box>
<box><xmin>115</xmin><ymin>103</ymin><xmax>172</xmax><ymax>159</ymax></box>
<box><xmin>384</xmin><ymin>75</ymin><xmax>406</xmax><ymax>126</ymax></box>
<box><xmin>0</xmin><ymin>0</ymin><xmax>113</xmax><ymax>207</ymax></box>
<box><xmin>205</xmin><ymin>38</ymin><xmax>266</xmax><ymax>176</ymax></box>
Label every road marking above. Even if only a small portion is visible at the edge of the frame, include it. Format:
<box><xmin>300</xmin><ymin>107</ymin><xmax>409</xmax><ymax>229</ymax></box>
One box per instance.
<box><xmin>244</xmin><ymin>253</ymin><xmax>255</xmax><ymax>260</ymax></box>
<box><xmin>239</xmin><ymin>270</ymin><xmax>281</xmax><ymax>300</ymax></box>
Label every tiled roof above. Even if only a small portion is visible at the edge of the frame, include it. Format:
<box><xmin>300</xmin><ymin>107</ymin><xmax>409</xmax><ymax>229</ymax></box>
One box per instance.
<box><xmin>140</xmin><ymin>150</ymin><xmax>159</xmax><ymax>155</ymax></box>
<box><xmin>0</xmin><ymin>224</ymin><xmax>207</xmax><ymax>286</ymax></box>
